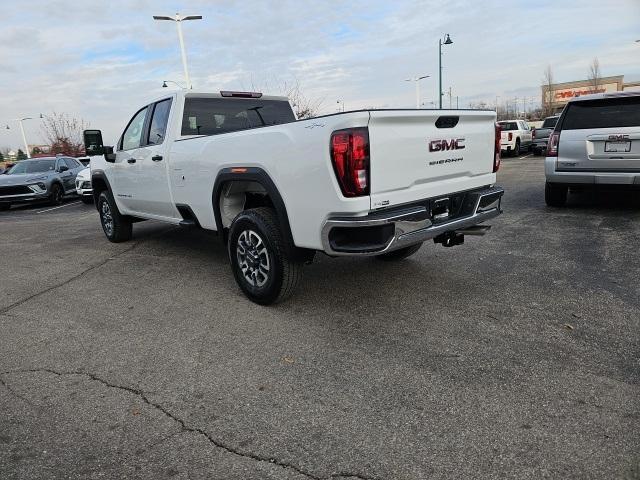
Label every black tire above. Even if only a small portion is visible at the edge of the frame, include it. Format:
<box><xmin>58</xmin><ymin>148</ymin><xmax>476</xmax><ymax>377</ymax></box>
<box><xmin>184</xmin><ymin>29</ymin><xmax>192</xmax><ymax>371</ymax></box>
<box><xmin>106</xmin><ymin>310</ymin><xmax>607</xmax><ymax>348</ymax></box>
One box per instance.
<box><xmin>0</xmin><ymin>203</ymin><xmax>10</xmax><ymax>211</ymax></box>
<box><xmin>545</xmin><ymin>182</ymin><xmax>568</xmax><ymax>207</ymax></box>
<box><xmin>532</xmin><ymin>148</ymin><xmax>541</xmax><ymax>156</ymax></box>
<box><xmin>228</xmin><ymin>207</ymin><xmax>302</xmax><ymax>305</ymax></box>
<box><xmin>49</xmin><ymin>183</ymin><xmax>64</xmax><ymax>205</ymax></box>
<box><xmin>97</xmin><ymin>190</ymin><xmax>132</xmax><ymax>242</ymax></box>
<box><xmin>512</xmin><ymin>139</ymin><xmax>520</xmax><ymax>156</ymax></box>
<box><xmin>376</xmin><ymin>243</ymin><xmax>422</xmax><ymax>261</ymax></box>
<box><xmin>81</xmin><ymin>195</ymin><xmax>93</xmax><ymax>204</ymax></box>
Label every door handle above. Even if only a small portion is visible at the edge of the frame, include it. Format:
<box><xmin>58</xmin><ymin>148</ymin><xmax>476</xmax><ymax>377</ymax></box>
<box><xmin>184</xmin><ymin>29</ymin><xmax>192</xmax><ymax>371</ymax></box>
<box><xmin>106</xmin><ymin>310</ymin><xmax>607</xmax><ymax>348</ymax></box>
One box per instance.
<box><xmin>151</xmin><ymin>155</ymin><xmax>163</xmax><ymax>162</ymax></box>
<box><xmin>127</xmin><ymin>158</ymin><xmax>136</xmax><ymax>164</ymax></box>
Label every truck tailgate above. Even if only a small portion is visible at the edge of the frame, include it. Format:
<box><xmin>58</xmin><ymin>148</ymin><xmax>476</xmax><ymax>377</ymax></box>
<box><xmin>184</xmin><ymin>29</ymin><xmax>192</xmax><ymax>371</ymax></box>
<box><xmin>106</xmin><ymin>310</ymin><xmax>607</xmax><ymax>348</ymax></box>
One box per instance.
<box><xmin>367</xmin><ymin>110</ymin><xmax>497</xmax><ymax>209</ymax></box>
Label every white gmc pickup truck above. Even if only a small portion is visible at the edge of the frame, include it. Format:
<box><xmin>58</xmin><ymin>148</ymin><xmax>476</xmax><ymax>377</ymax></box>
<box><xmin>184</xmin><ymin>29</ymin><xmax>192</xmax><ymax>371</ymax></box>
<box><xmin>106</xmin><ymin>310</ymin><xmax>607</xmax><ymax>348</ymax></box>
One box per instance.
<box><xmin>84</xmin><ymin>90</ymin><xmax>504</xmax><ymax>304</ymax></box>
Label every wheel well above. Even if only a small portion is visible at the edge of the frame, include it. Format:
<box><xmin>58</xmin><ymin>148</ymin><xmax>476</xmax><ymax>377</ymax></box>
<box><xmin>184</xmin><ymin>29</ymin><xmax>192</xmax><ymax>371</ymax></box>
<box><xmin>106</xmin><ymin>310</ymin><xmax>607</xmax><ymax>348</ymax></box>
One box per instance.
<box><xmin>92</xmin><ymin>177</ymin><xmax>108</xmax><ymax>204</ymax></box>
<box><xmin>212</xmin><ymin>169</ymin><xmax>315</xmax><ymax>263</ymax></box>
<box><xmin>217</xmin><ymin>180</ymin><xmax>273</xmax><ymax>229</ymax></box>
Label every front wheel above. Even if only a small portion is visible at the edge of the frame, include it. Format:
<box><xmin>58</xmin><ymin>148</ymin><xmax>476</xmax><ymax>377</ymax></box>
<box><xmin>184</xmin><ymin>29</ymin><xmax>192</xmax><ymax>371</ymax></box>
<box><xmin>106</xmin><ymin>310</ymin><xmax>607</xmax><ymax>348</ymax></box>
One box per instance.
<box><xmin>545</xmin><ymin>182</ymin><xmax>568</xmax><ymax>207</ymax></box>
<box><xmin>228</xmin><ymin>207</ymin><xmax>302</xmax><ymax>305</ymax></box>
<box><xmin>97</xmin><ymin>191</ymin><xmax>132</xmax><ymax>242</ymax></box>
<box><xmin>49</xmin><ymin>183</ymin><xmax>64</xmax><ymax>205</ymax></box>
<box><xmin>376</xmin><ymin>243</ymin><xmax>422</xmax><ymax>261</ymax></box>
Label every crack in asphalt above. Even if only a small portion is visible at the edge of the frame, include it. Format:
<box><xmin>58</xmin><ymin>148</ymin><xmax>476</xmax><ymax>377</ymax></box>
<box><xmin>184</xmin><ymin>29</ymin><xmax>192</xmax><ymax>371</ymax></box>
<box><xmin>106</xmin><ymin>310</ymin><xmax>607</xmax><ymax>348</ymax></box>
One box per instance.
<box><xmin>0</xmin><ymin>375</ymin><xmax>35</xmax><ymax>406</ymax></box>
<box><xmin>0</xmin><ymin>226</ymin><xmax>179</xmax><ymax>316</ymax></box>
<box><xmin>0</xmin><ymin>246</ymin><xmax>138</xmax><ymax>316</ymax></box>
<box><xmin>0</xmin><ymin>368</ymin><xmax>377</xmax><ymax>480</ymax></box>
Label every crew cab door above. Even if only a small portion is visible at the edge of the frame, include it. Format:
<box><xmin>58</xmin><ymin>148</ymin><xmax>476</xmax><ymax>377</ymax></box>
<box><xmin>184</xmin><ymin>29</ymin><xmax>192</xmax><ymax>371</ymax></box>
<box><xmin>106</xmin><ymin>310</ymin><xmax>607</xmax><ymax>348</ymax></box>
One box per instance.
<box><xmin>112</xmin><ymin>99</ymin><xmax>177</xmax><ymax>219</ymax></box>
<box><xmin>520</xmin><ymin>121</ymin><xmax>532</xmax><ymax>145</ymax></box>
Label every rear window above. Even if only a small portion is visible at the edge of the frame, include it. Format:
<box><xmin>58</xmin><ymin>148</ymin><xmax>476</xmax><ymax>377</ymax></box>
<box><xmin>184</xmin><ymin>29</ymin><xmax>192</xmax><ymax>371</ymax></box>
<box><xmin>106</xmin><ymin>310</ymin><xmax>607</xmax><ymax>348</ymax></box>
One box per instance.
<box><xmin>561</xmin><ymin>96</ymin><xmax>640</xmax><ymax>130</ymax></box>
<box><xmin>542</xmin><ymin>117</ymin><xmax>558</xmax><ymax>129</ymax></box>
<box><xmin>498</xmin><ymin>122</ymin><xmax>518</xmax><ymax>131</ymax></box>
<box><xmin>181</xmin><ymin>98</ymin><xmax>296</xmax><ymax>136</ymax></box>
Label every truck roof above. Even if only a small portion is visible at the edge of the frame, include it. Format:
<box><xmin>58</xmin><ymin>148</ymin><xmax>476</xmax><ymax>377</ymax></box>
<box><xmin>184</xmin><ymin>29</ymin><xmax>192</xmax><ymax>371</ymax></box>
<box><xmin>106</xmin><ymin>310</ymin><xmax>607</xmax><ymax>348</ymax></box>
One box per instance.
<box><xmin>142</xmin><ymin>90</ymin><xmax>291</xmax><ymax>107</ymax></box>
<box><xmin>567</xmin><ymin>90</ymin><xmax>640</xmax><ymax>103</ymax></box>
<box><xmin>182</xmin><ymin>90</ymin><xmax>289</xmax><ymax>103</ymax></box>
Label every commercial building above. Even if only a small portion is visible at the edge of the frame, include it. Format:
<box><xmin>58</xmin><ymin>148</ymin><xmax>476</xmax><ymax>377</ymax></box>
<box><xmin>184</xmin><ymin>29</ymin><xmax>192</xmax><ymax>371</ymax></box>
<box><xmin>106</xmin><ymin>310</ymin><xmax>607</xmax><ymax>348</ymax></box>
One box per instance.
<box><xmin>542</xmin><ymin>75</ymin><xmax>640</xmax><ymax>113</ymax></box>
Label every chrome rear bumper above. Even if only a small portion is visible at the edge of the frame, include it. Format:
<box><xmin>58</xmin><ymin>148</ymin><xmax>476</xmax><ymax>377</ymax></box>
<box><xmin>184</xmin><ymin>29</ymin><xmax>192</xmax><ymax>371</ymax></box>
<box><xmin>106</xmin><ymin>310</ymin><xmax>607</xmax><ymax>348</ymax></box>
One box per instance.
<box><xmin>321</xmin><ymin>185</ymin><xmax>504</xmax><ymax>256</ymax></box>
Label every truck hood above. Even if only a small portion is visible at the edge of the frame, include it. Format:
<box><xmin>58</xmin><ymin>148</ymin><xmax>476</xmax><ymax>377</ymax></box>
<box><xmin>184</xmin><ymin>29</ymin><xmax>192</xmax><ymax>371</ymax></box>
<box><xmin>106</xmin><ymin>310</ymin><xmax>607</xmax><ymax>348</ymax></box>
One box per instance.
<box><xmin>0</xmin><ymin>173</ymin><xmax>50</xmax><ymax>185</ymax></box>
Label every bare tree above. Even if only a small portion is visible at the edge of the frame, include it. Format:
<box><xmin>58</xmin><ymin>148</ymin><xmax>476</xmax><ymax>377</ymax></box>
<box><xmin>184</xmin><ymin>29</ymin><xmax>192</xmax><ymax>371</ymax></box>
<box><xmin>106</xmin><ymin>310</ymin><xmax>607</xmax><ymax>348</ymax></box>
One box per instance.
<box><xmin>245</xmin><ymin>77</ymin><xmax>323</xmax><ymax>119</ymax></box>
<box><xmin>279</xmin><ymin>80</ymin><xmax>323</xmax><ymax>119</ymax></box>
<box><xmin>41</xmin><ymin>112</ymin><xmax>90</xmax><ymax>157</ymax></box>
<box><xmin>542</xmin><ymin>65</ymin><xmax>555</xmax><ymax>117</ymax></box>
<box><xmin>588</xmin><ymin>57</ymin><xmax>601</xmax><ymax>92</ymax></box>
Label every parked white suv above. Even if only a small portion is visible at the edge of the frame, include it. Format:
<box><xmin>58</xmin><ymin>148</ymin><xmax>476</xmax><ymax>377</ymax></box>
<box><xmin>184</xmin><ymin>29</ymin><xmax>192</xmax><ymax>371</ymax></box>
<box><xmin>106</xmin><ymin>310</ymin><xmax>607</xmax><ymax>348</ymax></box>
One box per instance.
<box><xmin>83</xmin><ymin>90</ymin><xmax>504</xmax><ymax>304</ymax></box>
<box><xmin>498</xmin><ymin>119</ymin><xmax>533</xmax><ymax>156</ymax></box>
<box><xmin>545</xmin><ymin>91</ymin><xmax>640</xmax><ymax>206</ymax></box>
<box><xmin>75</xmin><ymin>166</ymin><xmax>93</xmax><ymax>203</ymax></box>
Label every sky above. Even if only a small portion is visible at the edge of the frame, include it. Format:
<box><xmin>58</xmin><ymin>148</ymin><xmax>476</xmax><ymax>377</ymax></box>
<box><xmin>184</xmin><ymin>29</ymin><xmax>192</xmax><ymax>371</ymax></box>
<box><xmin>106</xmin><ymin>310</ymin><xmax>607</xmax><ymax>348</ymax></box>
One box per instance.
<box><xmin>1</xmin><ymin>0</ymin><xmax>639</xmax><ymax>150</ymax></box>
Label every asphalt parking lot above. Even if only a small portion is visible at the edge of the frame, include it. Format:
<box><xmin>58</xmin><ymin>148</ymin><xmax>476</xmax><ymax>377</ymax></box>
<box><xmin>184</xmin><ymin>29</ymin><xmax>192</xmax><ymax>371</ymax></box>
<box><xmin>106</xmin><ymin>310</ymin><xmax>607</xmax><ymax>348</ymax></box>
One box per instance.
<box><xmin>0</xmin><ymin>155</ymin><xmax>638</xmax><ymax>480</ymax></box>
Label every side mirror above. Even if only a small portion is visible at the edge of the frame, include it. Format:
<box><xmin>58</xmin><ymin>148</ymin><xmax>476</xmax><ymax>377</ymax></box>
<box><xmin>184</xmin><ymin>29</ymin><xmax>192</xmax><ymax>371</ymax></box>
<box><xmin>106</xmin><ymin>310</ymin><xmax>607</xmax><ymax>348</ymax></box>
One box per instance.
<box><xmin>104</xmin><ymin>146</ymin><xmax>116</xmax><ymax>163</ymax></box>
<box><xmin>83</xmin><ymin>129</ymin><xmax>105</xmax><ymax>156</ymax></box>
<box><xmin>59</xmin><ymin>165</ymin><xmax>69</xmax><ymax>172</ymax></box>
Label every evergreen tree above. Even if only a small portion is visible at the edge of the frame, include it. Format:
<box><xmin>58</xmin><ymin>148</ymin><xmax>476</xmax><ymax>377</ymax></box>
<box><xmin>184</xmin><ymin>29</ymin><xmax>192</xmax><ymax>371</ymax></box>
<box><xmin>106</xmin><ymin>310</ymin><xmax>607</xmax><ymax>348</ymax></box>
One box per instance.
<box><xmin>17</xmin><ymin>149</ymin><xmax>27</xmax><ymax>160</ymax></box>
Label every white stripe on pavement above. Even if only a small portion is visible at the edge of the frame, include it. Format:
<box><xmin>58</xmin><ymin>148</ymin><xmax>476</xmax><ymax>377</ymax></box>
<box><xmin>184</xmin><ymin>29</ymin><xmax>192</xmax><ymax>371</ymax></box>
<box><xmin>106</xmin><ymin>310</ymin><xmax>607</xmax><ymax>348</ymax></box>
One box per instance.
<box><xmin>519</xmin><ymin>154</ymin><xmax>533</xmax><ymax>159</ymax></box>
<box><xmin>36</xmin><ymin>201</ymin><xmax>81</xmax><ymax>214</ymax></box>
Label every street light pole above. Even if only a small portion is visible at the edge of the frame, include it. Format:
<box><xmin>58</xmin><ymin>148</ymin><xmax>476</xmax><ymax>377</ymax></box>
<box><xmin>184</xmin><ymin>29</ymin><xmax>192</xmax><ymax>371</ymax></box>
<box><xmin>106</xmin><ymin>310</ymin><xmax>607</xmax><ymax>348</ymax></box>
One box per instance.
<box><xmin>438</xmin><ymin>34</ymin><xmax>453</xmax><ymax>109</ymax></box>
<box><xmin>153</xmin><ymin>13</ymin><xmax>202</xmax><ymax>89</ymax></box>
<box><xmin>405</xmin><ymin>75</ymin><xmax>430</xmax><ymax>109</ymax></box>
<box><xmin>6</xmin><ymin>118</ymin><xmax>33</xmax><ymax>158</ymax></box>
<box><xmin>18</xmin><ymin>119</ymin><xmax>30</xmax><ymax>158</ymax></box>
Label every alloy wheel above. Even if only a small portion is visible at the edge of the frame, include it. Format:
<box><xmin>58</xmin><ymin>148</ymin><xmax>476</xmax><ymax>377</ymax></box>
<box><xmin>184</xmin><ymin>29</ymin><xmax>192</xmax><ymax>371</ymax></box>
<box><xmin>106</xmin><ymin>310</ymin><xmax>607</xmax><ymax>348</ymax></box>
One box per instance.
<box><xmin>101</xmin><ymin>201</ymin><xmax>114</xmax><ymax>237</ymax></box>
<box><xmin>236</xmin><ymin>229</ymin><xmax>270</xmax><ymax>287</ymax></box>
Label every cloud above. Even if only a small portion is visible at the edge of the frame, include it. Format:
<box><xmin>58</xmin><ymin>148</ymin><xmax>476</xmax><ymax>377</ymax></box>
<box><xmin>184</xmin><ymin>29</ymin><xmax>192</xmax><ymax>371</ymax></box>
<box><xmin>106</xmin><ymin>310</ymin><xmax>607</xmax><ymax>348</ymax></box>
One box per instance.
<box><xmin>0</xmin><ymin>0</ymin><xmax>639</xmax><ymax>149</ymax></box>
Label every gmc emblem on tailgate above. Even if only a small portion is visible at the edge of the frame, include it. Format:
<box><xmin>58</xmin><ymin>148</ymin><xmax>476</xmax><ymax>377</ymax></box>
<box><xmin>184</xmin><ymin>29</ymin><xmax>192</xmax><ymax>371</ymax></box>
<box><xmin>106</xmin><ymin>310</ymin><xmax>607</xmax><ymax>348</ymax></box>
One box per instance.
<box><xmin>608</xmin><ymin>134</ymin><xmax>629</xmax><ymax>141</ymax></box>
<box><xmin>429</xmin><ymin>138</ymin><xmax>465</xmax><ymax>152</ymax></box>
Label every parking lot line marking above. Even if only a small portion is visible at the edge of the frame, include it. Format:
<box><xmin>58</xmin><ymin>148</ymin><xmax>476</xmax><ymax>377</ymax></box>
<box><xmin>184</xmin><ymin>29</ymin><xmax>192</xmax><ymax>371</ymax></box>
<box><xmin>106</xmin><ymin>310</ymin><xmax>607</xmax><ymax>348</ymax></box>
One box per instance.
<box><xmin>519</xmin><ymin>154</ymin><xmax>533</xmax><ymax>159</ymax></box>
<box><xmin>36</xmin><ymin>201</ymin><xmax>81</xmax><ymax>214</ymax></box>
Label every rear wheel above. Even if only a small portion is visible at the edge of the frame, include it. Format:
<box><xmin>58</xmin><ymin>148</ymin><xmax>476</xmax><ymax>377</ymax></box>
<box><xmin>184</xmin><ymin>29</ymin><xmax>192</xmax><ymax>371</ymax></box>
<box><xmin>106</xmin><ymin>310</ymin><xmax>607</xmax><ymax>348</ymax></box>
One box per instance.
<box><xmin>512</xmin><ymin>139</ymin><xmax>521</xmax><ymax>156</ymax></box>
<box><xmin>81</xmin><ymin>195</ymin><xmax>93</xmax><ymax>204</ymax></box>
<box><xmin>97</xmin><ymin>191</ymin><xmax>132</xmax><ymax>242</ymax></box>
<box><xmin>49</xmin><ymin>183</ymin><xmax>64</xmax><ymax>205</ymax></box>
<box><xmin>532</xmin><ymin>147</ymin><xmax>541</xmax><ymax>156</ymax></box>
<box><xmin>228</xmin><ymin>207</ymin><xmax>302</xmax><ymax>305</ymax></box>
<box><xmin>545</xmin><ymin>182</ymin><xmax>568</xmax><ymax>207</ymax></box>
<box><xmin>376</xmin><ymin>243</ymin><xmax>422</xmax><ymax>261</ymax></box>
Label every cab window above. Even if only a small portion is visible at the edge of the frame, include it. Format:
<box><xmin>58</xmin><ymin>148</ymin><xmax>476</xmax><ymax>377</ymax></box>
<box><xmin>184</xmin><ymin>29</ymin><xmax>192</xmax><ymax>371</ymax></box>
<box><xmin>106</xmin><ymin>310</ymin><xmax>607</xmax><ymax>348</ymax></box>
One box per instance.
<box><xmin>147</xmin><ymin>99</ymin><xmax>172</xmax><ymax>146</ymax></box>
<box><xmin>120</xmin><ymin>107</ymin><xmax>148</xmax><ymax>151</ymax></box>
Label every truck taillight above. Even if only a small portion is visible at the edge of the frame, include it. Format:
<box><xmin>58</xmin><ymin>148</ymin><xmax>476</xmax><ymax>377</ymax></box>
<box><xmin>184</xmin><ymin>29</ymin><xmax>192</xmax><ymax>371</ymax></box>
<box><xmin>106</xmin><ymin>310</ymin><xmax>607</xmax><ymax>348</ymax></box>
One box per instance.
<box><xmin>532</xmin><ymin>128</ymin><xmax>536</xmax><ymax>140</ymax></box>
<box><xmin>494</xmin><ymin>123</ymin><xmax>501</xmax><ymax>173</ymax></box>
<box><xmin>330</xmin><ymin>128</ymin><xmax>370</xmax><ymax>197</ymax></box>
<box><xmin>508</xmin><ymin>132</ymin><xmax>513</xmax><ymax>141</ymax></box>
<box><xmin>547</xmin><ymin>131</ymin><xmax>560</xmax><ymax>157</ymax></box>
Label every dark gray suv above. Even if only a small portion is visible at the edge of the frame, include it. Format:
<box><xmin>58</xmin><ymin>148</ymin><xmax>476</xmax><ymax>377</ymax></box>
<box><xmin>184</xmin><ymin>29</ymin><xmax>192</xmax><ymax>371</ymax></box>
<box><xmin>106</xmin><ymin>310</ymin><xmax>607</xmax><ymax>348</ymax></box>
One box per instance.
<box><xmin>0</xmin><ymin>156</ymin><xmax>85</xmax><ymax>211</ymax></box>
